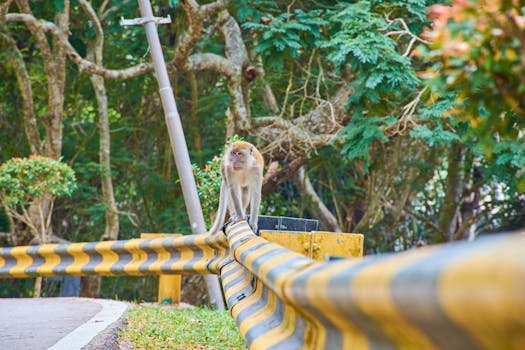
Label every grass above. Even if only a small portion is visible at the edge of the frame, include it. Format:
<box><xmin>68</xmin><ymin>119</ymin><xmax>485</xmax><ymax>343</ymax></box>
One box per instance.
<box><xmin>119</xmin><ymin>304</ymin><xmax>246</xmax><ymax>349</ymax></box>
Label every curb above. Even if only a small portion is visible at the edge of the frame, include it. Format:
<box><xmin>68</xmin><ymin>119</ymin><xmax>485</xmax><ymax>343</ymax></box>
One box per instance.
<box><xmin>48</xmin><ymin>299</ymin><xmax>129</xmax><ymax>350</ymax></box>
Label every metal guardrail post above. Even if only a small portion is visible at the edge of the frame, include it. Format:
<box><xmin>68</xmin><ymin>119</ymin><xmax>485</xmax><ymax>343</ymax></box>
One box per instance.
<box><xmin>260</xmin><ymin>230</ymin><xmax>364</xmax><ymax>260</ymax></box>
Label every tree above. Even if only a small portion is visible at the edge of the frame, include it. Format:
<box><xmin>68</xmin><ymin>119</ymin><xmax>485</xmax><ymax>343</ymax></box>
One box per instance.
<box><xmin>414</xmin><ymin>0</ymin><xmax>525</xmax><ymax>240</ymax></box>
<box><xmin>2</xmin><ymin>0</ymin><xmax>524</xmax><ymax>301</ymax></box>
<box><xmin>0</xmin><ymin>155</ymin><xmax>76</xmax><ymax>295</ymax></box>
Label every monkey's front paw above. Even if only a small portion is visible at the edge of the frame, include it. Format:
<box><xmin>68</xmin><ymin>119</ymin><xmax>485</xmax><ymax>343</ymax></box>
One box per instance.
<box><xmin>249</xmin><ymin>222</ymin><xmax>259</xmax><ymax>235</ymax></box>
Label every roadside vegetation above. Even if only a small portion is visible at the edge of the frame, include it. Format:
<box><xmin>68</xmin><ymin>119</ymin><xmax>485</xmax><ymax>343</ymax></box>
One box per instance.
<box><xmin>119</xmin><ymin>304</ymin><xmax>245</xmax><ymax>350</ymax></box>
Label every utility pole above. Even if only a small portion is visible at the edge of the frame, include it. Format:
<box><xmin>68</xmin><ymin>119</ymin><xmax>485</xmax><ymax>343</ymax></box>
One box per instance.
<box><xmin>122</xmin><ymin>0</ymin><xmax>225</xmax><ymax>310</ymax></box>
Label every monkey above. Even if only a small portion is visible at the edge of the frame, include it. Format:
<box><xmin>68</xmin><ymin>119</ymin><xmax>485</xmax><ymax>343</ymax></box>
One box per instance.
<box><xmin>207</xmin><ymin>141</ymin><xmax>264</xmax><ymax>235</ymax></box>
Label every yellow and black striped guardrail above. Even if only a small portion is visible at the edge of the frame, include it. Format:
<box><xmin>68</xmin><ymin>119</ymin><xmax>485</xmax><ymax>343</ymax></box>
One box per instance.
<box><xmin>1</xmin><ymin>221</ymin><xmax>524</xmax><ymax>349</ymax></box>
<box><xmin>223</xmin><ymin>222</ymin><xmax>525</xmax><ymax>350</ymax></box>
<box><xmin>0</xmin><ymin>234</ymin><xmax>228</xmax><ymax>277</ymax></box>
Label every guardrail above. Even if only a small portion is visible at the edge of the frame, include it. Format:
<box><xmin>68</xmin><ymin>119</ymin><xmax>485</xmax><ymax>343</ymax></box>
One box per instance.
<box><xmin>1</xmin><ymin>221</ymin><xmax>524</xmax><ymax>349</ymax></box>
<box><xmin>0</xmin><ymin>234</ymin><xmax>228</xmax><ymax>277</ymax></box>
<box><xmin>223</xmin><ymin>221</ymin><xmax>525</xmax><ymax>350</ymax></box>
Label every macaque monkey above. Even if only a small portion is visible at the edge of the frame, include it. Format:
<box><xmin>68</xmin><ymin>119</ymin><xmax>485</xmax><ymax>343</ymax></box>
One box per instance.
<box><xmin>207</xmin><ymin>141</ymin><xmax>264</xmax><ymax>235</ymax></box>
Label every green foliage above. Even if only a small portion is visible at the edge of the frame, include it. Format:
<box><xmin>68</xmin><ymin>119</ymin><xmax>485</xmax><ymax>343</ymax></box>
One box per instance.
<box><xmin>492</xmin><ymin>141</ymin><xmax>525</xmax><ymax>192</ymax></box>
<box><xmin>0</xmin><ymin>156</ymin><xmax>77</xmax><ymax>207</ymax></box>
<box><xmin>231</xmin><ymin>0</ymin><xmax>279</xmax><ymax>23</ymax></box>
<box><xmin>409</xmin><ymin>124</ymin><xmax>459</xmax><ymax>146</ymax></box>
<box><xmin>193</xmin><ymin>156</ymin><xmax>222</xmax><ymax>224</ymax></box>
<box><xmin>168</xmin><ymin>0</ymin><xmax>180</xmax><ymax>8</ymax></box>
<box><xmin>120</xmin><ymin>305</ymin><xmax>245</xmax><ymax>349</ymax></box>
<box><xmin>321</xmin><ymin>2</ymin><xmax>419</xmax><ymax>95</ymax></box>
<box><xmin>494</xmin><ymin>141</ymin><xmax>525</xmax><ymax>170</ymax></box>
<box><xmin>338</xmin><ymin>115</ymin><xmax>394</xmax><ymax>168</ymax></box>
<box><xmin>418</xmin><ymin>1</ymin><xmax>525</xmax><ymax>139</ymax></box>
<box><xmin>317</xmin><ymin>1</ymin><xmax>427</xmax><ymax>165</ymax></box>
<box><xmin>54</xmin><ymin>0</ymin><xmax>65</xmax><ymax>12</ymax></box>
<box><xmin>243</xmin><ymin>9</ymin><xmax>328</xmax><ymax>69</ymax></box>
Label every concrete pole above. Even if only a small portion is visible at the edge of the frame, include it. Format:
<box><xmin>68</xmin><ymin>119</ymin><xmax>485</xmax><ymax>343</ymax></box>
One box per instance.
<box><xmin>136</xmin><ymin>0</ymin><xmax>224</xmax><ymax>310</ymax></box>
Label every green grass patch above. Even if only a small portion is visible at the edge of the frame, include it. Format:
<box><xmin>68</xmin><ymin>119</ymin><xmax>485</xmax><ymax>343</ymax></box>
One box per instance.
<box><xmin>119</xmin><ymin>304</ymin><xmax>246</xmax><ymax>349</ymax></box>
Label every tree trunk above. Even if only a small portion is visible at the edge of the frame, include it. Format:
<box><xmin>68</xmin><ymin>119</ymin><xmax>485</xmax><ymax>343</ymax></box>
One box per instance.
<box><xmin>5</xmin><ymin>34</ymin><xmax>42</xmax><ymax>155</ymax></box>
<box><xmin>93</xmin><ymin>73</ymin><xmax>119</xmax><ymax>241</ymax></box>
<box><xmin>437</xmin><ymin>143</ymin><xmax>465</xmax><ymax>241</ymax></box>
<box><xmin>80</xmin><ymin>276</ymin><xmax>101</xmax><ymax>298</ymax></box>
<box><xmin>79</xmin><ymin>0</ymin><xmax>120</xmax><ymax>243</ymax></box>
<box><xmin>76</xmin><ymin>0</ymin><xmax>120</xmax><ymax>297</ymax></box>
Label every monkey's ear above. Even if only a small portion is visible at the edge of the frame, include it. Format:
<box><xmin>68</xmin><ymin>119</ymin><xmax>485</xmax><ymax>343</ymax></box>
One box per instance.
<box><xmin>250</xmin><ymin>145</ymin><xmax>254</xmax><ymax>154</ymax></box>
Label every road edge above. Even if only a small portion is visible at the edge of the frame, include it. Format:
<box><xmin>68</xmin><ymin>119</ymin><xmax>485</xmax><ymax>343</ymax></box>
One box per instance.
<box><xmin>48</xmin><ymin>298</ymin><xmax>129</xmax><ymax>350</ymax></box>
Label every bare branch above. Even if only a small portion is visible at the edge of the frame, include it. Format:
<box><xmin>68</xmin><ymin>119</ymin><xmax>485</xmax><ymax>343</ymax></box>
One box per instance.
<box><xmin>5</xmin><ymin>12</ymin><xmax>154</xmax><ymax>79</ymax></box>
<box><xmin>78</xmin><ymin>0</ymin><xmax>103</xmax><ymax>62</ymax></box>
<box><xmin>187</xmin><ymin>53</ymin><xmax>235</xmax><ymax>77</ymax></box>
<box><xmin>262</xmin><ymin>157</ymin><xmax>307</xmax><ymax>195</ymax></box>
<box><xmin>294</xmin><ymin>166</ymin><xmax>342</xmax><ymax>232</ymax></box>
<box><xmin>383</xmin><ymin>86</ymin><xmax>427</xmax><ymax>136</ymax></box>
<box><xmin>252</xmin><ymin>84</ymin><xmax>352</xmax><ymax>159</ymax></box>
<box><xmin>382</xmin><ymin>16</ymin><xmax>430</xmax><ymax>57</ymax></box>
<box><xmin>200</xmin><ymin>0</ymin><xmax>226</xmax><ymax>17</ymax></box>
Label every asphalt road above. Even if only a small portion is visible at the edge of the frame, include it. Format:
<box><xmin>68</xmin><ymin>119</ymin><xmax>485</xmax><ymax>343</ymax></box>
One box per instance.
<box><xmin>0</xmin><ymin>297</ymin><xmax>128</xmax><ymax>350</ymax></box>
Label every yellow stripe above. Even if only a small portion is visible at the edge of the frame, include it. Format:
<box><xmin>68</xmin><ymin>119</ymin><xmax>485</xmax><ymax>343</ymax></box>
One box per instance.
<box><xmin>8</xmin><ymin>246</ymin><xmax>32</xmax><ymax>277</ymax></box>
<box><xmin>234</xmin><ymin>240</ymin><xmax>277</xmax><ymax>269</ymax></box>
<box><xmin>293</xmin><ymin>261</ymin><xmax>369</xmax><ymax>349</ymax></box>
<box><xmin>235</xmin><ymin>282</ymin><xmax>279</xmax><ymax>340</ymax></box>
<box><xmin>222</xmin><ymin>264</ymin><xmax>246</xmax><ymax>286</ymax></box>
<box><xmin>123</xmin><ymin>239</ymin><xmax>148</xmax><ymax>274</ymax></box>
<box><xmin>230</xmin><ymin>277</ymin><xmax>265</xmax><ymax>320</ymax></box>
<box><xmin>224</xmin><ymin>272</ymin><xmax>252</xmax><ymax>302</ymax></box>
<box><xmin>170</xmin><ymin>242</ymin><xmax>194</xmax><ymax>270</ymax></box>
<box><xmin>146</xmin><ymin>238</ymin><xmax>171</xmax><ymax>273</ymax></box>
<box><xmin>94</xmin><ymin>241</ymin><xmax>119</xmax><ymax>275</ymax></box>
<box><xmin>251</xmin><ymin>303</ymin><xmax>298</xmax><ymax>349</ymax></box>
<box><xmin>65</xmin><ymin>243</ymin><xmax>90</xmax><ymax>274</ymax></box>
<box><xmin>35</xmin><ymin>244</ymin><xmax>61</xmax><ymax>276</ymax></box>
<box><xmin>351</xmin><ymin>248</ymin><xmax>439</xmax><ymax>349</ymax></box>
<box><xmin>256</xmin><ymin>251</ymin><xmax>308</xmax><ymax>288</ymax></box>
<box><xmin>438</xmin><ymin>237</ymin><xmax>525</xmax><ymax>349</ymax></box>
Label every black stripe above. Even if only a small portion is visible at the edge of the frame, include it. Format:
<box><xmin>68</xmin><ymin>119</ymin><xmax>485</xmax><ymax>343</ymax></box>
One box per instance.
<box><xmin>51</xmin><ymin>244</ymin><xmax>76</xmax><ymax>275</ymax></box>
<box><xmin>159</xmin><ymin>238</ymin><xmax>182</xmax><ymax>273</ymax></box>
<box><xmin>390</xmin><ymin>237</ymin><xmax>507</xmax><ymax>350</ymax></box>
<box><xmin>182</xmin><ymin>236</ymin><xmax>203</xmax><ymax>272</ymax></box>
<box><xmin>137</xmin><ymin>239</ymin><xmax>160</xmax><ymax>273</ymax></box>
<box><xmin>266</xmin><ymin>315</ymin><xmax>306</xmax><ymax>350</ymax></box>
<box><xmin>80</xmin><ymin>242</ymin><xmax>104</xmax><ymax>274</ymax></box>
<box><xmin>244</xmin><ymin>288</ymin><xmax>287</xmax><ymax>345</ymax></box>
<box><xmin>0</xmin><ymin>247</ymin><xmax>19</xmax><ymax>274</ymax></box>
<box><xmin>109</xmin><ymin>241</ymin><xmax>132</xmax><ymax>275</ymax></box>
<box><xmin>25</xmin><ymin>245</ymin><xmax>45</xmax><ymax>277</ymax></box>
<box><xmin>220</xmin><ymin>260</ymin><xmax>243</xmax><ymax>281</ymax></box>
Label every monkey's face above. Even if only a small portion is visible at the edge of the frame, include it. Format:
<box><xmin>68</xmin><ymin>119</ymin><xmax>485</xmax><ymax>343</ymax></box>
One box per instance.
<box><xmin>228</xmin><ymin>147</ymin><xmax>253</xmax><ymax>170</ymax></box>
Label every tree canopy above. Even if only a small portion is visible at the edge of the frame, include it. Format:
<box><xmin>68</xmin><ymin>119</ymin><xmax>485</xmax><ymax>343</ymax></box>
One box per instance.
<box><xmin>0</xmin><ymin>0</ymin><xmax>523</xmax><ymax>299</ymax></box>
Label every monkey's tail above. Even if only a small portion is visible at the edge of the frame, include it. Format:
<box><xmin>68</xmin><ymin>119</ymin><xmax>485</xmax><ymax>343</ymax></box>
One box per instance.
<box><xmin>207</xmin><ymin>181</ymin><xmax>228</xmax><ymax>235</ymax></box>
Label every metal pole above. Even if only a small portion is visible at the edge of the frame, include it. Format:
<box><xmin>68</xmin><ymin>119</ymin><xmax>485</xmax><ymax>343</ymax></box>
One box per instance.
<box><xmin>135</xmin><ymin>0</ymin><xmax>225</xmax><ymax>310</ymax></box>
